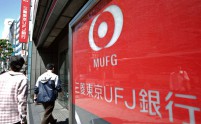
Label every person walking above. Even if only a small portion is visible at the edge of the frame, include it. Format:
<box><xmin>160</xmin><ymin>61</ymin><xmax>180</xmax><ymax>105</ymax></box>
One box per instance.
<box><xmin>0</xmin><ymin>55</ymin><xmax>28</xmax><ymax>124</ymax></box>
<box><xmin>34</xmin><ymin>63</ymin><xmax>62</xmax><ymax>124</ymax></box>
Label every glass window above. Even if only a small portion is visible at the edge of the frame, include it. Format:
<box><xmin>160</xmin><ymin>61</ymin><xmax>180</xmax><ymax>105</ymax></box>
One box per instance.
<box><xmin>58</xmin><ymin>50</ymin><xmax>69</xmax><ymax>108</ymax></box>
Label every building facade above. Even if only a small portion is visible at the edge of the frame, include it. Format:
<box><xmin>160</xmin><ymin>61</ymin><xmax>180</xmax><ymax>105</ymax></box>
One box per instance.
<box><xmin>30</xmin><ymin>0</ymin><xmax>88</xmax><ymax>109</ymax></box>
<box><xmin>30</xmin><ymin>0</ymin><xmax>201</xmax><ymax>124</ymax></box>
<box><xmin>9</xmin><ymin>18</ymin><xmax>29</xmax><ymax>57</ymax></box>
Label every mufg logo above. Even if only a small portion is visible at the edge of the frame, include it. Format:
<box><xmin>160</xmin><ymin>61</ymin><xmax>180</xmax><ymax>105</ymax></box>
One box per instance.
<box><xmin>89</xmin><ymin>5</ymin><xmax>123</xmax><ymax>51</ymax></box>
<box><xmin>88</xmin><ymin>5</ymin><xmax>123</xmax><ymax>68</ymax></box>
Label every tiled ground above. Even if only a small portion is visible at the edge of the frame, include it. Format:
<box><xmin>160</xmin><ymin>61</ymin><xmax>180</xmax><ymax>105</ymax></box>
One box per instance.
<box><xmin>28</xmin><ymin>100</ymin><xmax>69</xmax><ymax>124</ymax></box>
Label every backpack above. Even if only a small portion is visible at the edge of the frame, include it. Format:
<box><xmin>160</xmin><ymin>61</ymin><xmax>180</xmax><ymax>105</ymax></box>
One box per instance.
<box><xmin>34</xmin><ymin>79</ymin><xmax>59</xmax><ymax>103</ymax></box>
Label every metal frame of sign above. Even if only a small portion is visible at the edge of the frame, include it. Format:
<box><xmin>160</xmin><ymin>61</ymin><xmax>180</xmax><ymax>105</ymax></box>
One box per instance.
<box><xmin>68</xmin><ymin>0</ymin><xmax>100</xmax><ymax>123</ymax></box>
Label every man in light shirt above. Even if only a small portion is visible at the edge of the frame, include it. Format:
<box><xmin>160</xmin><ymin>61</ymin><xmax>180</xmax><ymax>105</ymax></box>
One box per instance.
<box><xmin>0</xmin><ymin>55</ymin><xmax>28</xmax><ymax>124</ymax></box>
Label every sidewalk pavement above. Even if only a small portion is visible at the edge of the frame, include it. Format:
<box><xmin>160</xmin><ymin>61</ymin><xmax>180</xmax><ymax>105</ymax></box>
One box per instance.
<box><xmin>27</xmin><ymin>100</ymin><xmax>69</xmax><ymax>124</ymax></box>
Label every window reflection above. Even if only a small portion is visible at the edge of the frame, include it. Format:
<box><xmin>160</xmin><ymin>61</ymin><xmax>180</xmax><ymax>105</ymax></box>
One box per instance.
<box><xmin>169</xmin><ymin>66</ymin><xmax>191</xmax><ymax>92</ymax></box>
<box><xmin>58</xmin><ymin>50</ymin><xmax>69</xmax><ymax>108</ymax></box>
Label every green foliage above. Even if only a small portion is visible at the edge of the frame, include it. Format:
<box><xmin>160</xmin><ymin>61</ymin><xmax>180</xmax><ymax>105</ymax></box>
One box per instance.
<box><xmin>0</xmin><ymin>39</ymin><xmax>13</xmax><ymax>61</ymax></box>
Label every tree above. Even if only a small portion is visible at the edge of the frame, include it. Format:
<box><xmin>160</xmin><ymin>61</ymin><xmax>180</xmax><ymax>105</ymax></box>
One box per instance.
<box><xmin>0</xmin><ymin>39</ymin><xmax>13</xmax><ymax>71</ymax></box>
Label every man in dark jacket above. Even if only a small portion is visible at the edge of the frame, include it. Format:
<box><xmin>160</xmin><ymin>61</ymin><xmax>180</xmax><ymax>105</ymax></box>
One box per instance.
<box><xmin>34</xmin><ymin>63</ymin><xmax>62</xmax><ymax>124</ymax></box>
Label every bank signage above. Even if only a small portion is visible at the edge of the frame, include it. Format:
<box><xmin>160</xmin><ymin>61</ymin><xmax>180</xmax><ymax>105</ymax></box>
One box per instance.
<box><xmin>72</xmin><ymin>0</ymin><xmax>201</xmax><ymax>123</ymax></box>
<box><xmin>88</xmin><ymin>5</ymin><xmax>123</xmax><ymax>51</ymax></box>
<box><xmin>19</xmin><ymin>0</ymin><xmax>30</xmax><ymax>43</ymax></box>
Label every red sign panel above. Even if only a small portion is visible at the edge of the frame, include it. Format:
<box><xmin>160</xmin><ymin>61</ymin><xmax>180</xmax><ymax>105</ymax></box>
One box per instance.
<box><xmin>19</xmin><ymin>0</ymin><xmax>30</xmax><ymax>43</ymax></box>
<box><xmin>72</xmin><ymin>0</ymin><xmax>201</xmax><ymax>123</ymax></box>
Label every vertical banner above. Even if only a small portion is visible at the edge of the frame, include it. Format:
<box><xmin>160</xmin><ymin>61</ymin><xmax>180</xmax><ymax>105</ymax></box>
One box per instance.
<box><xmin>19</xmin><ymin>0</ymin><xmax>30</xmax><ymax>43</ymax></box>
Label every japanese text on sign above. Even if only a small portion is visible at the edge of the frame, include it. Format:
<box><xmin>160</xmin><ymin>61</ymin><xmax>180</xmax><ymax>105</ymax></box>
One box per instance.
<box><xmin>75</xmin><ymin>82</ymin><xmax>200</xmax><ymax>124</ymax></box>
<box><xmin>19</xmin><ymin>0</ymin><xmax>30</xmax><ymax>43</ymax></box>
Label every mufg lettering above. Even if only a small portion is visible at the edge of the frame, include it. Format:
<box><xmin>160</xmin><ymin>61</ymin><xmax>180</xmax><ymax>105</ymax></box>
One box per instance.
<box><xmin>93</xmin><ymin>54</ymin><xmax>118</xmax><ymax>68</ymax></box>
